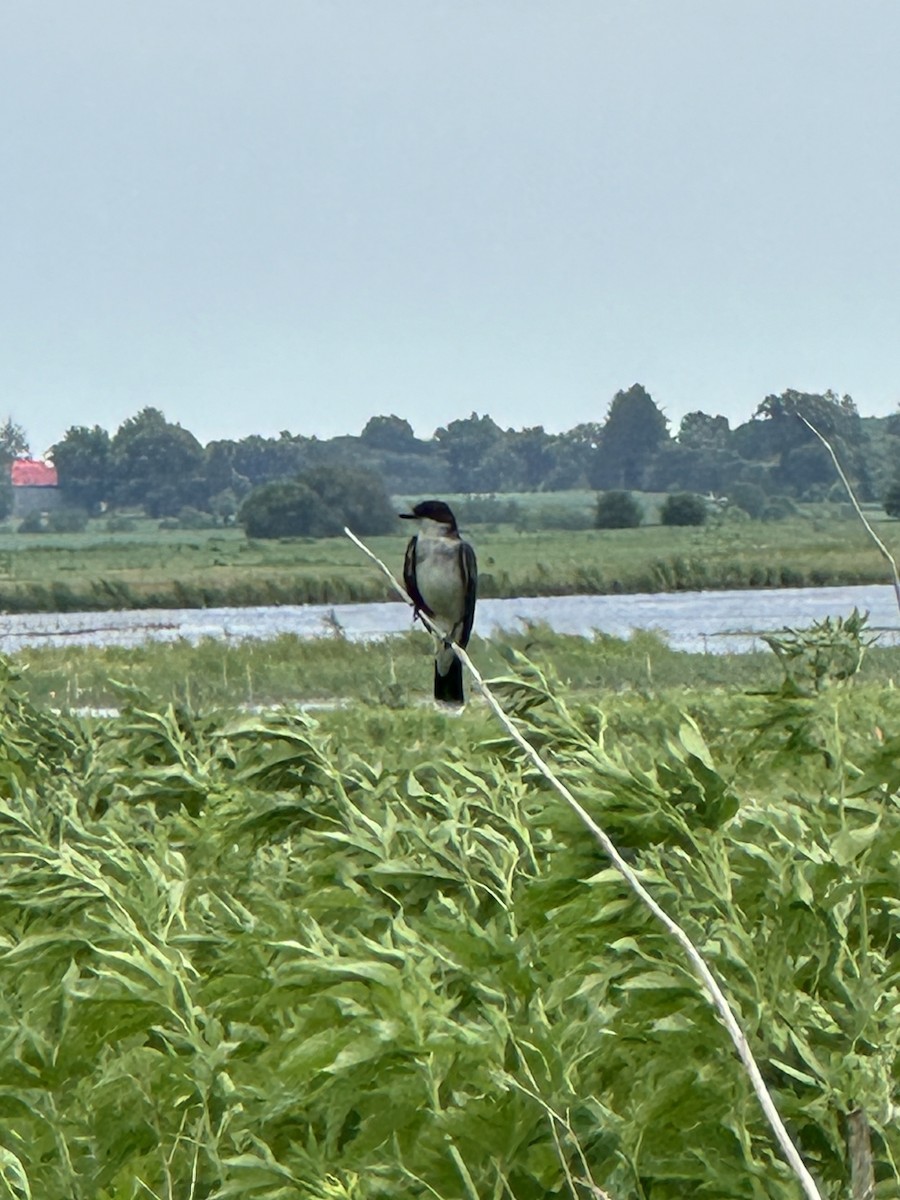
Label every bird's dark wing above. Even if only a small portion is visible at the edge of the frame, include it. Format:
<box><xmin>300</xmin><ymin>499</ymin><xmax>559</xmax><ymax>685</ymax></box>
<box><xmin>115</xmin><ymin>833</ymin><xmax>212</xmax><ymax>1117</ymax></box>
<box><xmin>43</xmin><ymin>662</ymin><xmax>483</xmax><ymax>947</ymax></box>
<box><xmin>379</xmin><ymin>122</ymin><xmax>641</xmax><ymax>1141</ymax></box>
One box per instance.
<box><xmin>403</xmin><ymin>536</ymin><xmax>432</xmax><ymax>616</ymax></box>
<box><xmin>458</xmin><ymin>540</ymin><xmax>478</xmax><ymax>648</ymax></box>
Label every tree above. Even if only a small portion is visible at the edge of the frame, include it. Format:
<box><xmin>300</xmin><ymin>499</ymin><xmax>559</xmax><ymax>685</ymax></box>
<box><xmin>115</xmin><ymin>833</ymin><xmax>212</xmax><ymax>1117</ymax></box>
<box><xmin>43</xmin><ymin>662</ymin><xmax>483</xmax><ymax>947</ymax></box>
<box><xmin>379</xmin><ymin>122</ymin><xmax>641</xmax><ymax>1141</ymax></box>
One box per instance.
<box><xmin>755</xmin><ymin>388</ymin><xmax>860</xmax><ymax>440</ymax></box>
<box><xmin>204</xmin><ymin>441</ymin><xmax>251</xmax><ymax>498</ymax></box>
<box><xmin>433</xmin><ymin>413</ymin><xmax>504</xmax><ymax>492</ymax></box>
<box><xmin>545</xmin><ymin>423</ymin><xmax>602</xmax><ymax>489</ymax></box>
<box><xmin>777</xmin><ymin>441</ymin><xmax>837</xmax><ymax>495</ymax></box>
<box><xmin>111</xmin><ymin>408</ymin><xmax>206</xmax><ymax>516</ymax></box>
<box><xmin>227</xmin><ymin>433</ymin><xmax>308</xmax><ymax>486</ymax></box>
<box><xmin>360</xmin><ymin>415</ymin><xmax>417</xmax><ymax>452</ymax></box>
<box><xmin>678</xmin><ymin>411</ymin><xmax>730</xmax><ymax>451</ymax></box>
<box><xmin>453</xmin><ymin>430</ymin><xmax>555</xmax><ymax>493</ymax></box>
<box><xmin>501</xmin><ymin>427</ymin><xmax>553</xmax><ymax>489</ymax></box>
<box><xmin>595</xmin><ymin>490</ymin><xmax>642</xmax><ymax>529</ymax></box>
<box><xmin>50</xmin><ymin>425</ymin><xmax>112</xmax><ymax>513</ymax></box>
<box><xmin>0</xmin><ymin>416</ymin><xmax>29</xmax><ymax>519</ymax></box>
<box><xmin>0</xmin><ymin>417</ymin><xmax>29</xmax><ymax>463</ymax></box>
<box><xmin>593</xmin><ymin>384</ymin><xmax>670</xmax><ymax>489</ymax></box>
<box><xmin>660</xmin><ymin>492</ymin><xmax>707</xmax><ymax>526</ymax></box>
<box><xmin>645</xmin><ymin>440</ymin><xmax>743</xmax><ymax>495</ymax></box>
<box><xmin>745</xmin><ymin>389</ymin><xmax>871</xmax><ymax>499</ymax></box>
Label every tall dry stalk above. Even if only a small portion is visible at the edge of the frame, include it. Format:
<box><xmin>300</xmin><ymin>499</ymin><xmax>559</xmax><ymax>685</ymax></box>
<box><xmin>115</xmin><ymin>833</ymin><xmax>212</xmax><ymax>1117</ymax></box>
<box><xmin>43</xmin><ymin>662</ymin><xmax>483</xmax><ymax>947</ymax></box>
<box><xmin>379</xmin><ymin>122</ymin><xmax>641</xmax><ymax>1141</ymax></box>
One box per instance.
<box><xmin>799</xmin><ymin>413</ymin><xmax>900</xmax><ymax>615</ymax></box>
<box><xmin>344</xmin><ymin>525</ymin><xmax>825</xmax><ymax>1200</ymax></box>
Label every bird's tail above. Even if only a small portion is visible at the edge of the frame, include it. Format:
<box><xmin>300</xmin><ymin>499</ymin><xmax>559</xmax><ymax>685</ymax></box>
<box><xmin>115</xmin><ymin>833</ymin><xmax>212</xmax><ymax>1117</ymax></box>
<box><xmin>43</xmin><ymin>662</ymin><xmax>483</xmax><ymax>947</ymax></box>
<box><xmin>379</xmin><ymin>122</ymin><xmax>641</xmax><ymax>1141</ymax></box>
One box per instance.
<box><xmin>434</xmin><ymin>657</ymin><xmax>464</xmax><ymax>705</ymax></box>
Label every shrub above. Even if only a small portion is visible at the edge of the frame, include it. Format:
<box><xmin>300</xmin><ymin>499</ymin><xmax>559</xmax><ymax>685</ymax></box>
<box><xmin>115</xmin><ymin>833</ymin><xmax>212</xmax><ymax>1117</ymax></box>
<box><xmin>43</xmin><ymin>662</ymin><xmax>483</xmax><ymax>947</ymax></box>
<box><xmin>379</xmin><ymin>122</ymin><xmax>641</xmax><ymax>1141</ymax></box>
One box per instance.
<box><xmin>106</xmin><ymin>514</ymin><xmax>137</xmax><ymax>533</ymax></box>
<box><xmin>239</xmin><ymin>480</ymin><xmax>331</xmax><ymax>539</ymax></box>
<box><xmin>177</xmin><ymin>506</ymin><xmax>216</xmax><ymax>530</ymax></box>
<box><xmin>884</xmin><ymin>480</ymin><xmax>900</xmax><ymax>518</ymax></box>
<box><xmin>17</xmin><ymin>507</ymin><xmax>88</xmax><ymax>534</ymax></box>
<box><xmin>595</xmin><ymin>490</ymin><xmax>643</xmax><ymax>529</ymax></box>
<box><xmin>17</xmin><ymin>510</ymin><xmax>46</xmax><ymax>533</ymax></box>
<box><xmin>47</xmin><ymin>508</ymin><xmax>89</xmax><ymax>533</ymax></box>
<box><xmin>727</xmin><ymin>482</ymin><xmax>767</xmax><ymax>519</ymax></box>
<box><xmin>660</xmin><ymin>492</ymin><xmax>707</xmax><ymax>527</ymax></box>
<box><xmin>761</xmin><ymin>495</ymin><xmax>798</xmax><ymax>522</ymax></box>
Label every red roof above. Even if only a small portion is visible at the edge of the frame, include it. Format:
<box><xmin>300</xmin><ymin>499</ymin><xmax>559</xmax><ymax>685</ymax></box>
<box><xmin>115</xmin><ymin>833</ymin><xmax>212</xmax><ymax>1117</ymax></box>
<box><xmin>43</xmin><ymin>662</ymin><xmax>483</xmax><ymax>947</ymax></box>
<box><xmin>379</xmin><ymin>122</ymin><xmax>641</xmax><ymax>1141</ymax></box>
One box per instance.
<box><xmin>11</xmin><ymin>459</ymin><xmax>58</xmax><ymax>487</ymax></box>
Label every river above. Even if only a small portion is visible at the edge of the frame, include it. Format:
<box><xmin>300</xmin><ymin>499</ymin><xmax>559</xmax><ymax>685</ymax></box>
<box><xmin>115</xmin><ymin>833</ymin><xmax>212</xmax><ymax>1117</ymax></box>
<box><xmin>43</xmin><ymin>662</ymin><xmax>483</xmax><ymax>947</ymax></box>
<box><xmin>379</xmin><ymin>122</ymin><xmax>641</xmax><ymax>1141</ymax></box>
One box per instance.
<box><xmin>0</xmin><ymin>583</ymin><xmax>897</xmax><ymax>655</ymax></box>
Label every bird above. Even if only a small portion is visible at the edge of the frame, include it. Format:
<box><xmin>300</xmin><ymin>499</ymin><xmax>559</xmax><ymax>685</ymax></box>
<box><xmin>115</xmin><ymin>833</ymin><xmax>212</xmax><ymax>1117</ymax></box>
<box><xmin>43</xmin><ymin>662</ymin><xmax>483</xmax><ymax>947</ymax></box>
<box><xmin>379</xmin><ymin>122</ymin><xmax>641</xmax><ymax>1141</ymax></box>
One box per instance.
<box><xmin>399</xmin><ymin>499</ymin><xmax>477</xmax><ymax>705</ymax></box>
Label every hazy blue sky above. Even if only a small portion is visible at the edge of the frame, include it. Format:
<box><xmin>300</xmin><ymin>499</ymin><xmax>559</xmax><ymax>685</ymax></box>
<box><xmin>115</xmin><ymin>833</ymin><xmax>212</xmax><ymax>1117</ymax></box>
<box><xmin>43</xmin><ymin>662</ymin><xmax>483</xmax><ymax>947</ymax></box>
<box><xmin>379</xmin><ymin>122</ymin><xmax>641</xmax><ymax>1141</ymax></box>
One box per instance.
<box><xmin>3</xmin><ymin>1</ymin><xmax>899</xmax><ymax>453</ymax></box>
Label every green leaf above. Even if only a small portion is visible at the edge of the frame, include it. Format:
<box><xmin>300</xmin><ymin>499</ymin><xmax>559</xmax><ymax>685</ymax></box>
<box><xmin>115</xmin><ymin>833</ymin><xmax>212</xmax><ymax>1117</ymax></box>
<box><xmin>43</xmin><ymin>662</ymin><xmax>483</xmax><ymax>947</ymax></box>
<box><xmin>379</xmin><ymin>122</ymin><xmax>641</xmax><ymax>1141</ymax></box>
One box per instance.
<box><xmin>832</xmin><ymin>822</ymin><xmax>880</xmax><ymax>866</ymax></box>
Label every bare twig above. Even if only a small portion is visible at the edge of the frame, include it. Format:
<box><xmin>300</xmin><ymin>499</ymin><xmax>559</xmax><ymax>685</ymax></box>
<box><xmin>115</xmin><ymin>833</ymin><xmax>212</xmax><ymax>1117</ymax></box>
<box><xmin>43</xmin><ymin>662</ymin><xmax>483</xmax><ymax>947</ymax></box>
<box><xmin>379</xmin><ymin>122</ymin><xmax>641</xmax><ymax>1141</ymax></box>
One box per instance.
<box><xmin>344</xmin><ymin>525</ymin><xmax>825</xmax><ymax>1200</ymax></box>
<box><xmin>345</xmin><ymin>526</ymin><xmax>423</xmax><ymax>609</ymax></box>
<box><xmin>799</xmin><ymin>414</ymin><xmax>900</xmax><ymax>615</ymax></box>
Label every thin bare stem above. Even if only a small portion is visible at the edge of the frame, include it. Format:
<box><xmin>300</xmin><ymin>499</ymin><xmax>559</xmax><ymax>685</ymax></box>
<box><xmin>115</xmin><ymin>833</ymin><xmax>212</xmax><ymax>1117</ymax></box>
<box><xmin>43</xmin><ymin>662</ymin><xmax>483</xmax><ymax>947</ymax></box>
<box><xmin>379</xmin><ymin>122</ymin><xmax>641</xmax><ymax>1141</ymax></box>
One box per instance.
<box><xmin>344</xmin><ymin>526</ymin><xmax>417</xmax><ymax>609</ymax></box>
<box><xmin>345</xmin><ymin>526</ymin><xmax>825</xmax><ymax>1200</ymax></box>
<box><xmin>798</xmin><ymin>414</ymin><xmax>900</xmax><ymax>615</ymax></box>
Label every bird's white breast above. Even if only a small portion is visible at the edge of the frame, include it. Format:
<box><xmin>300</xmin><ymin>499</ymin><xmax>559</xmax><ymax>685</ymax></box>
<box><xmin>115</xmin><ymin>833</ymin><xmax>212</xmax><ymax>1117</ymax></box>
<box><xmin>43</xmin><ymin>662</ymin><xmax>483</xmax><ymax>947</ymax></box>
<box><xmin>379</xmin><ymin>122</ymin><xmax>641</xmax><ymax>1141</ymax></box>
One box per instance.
<box><xmin>415</xmin><ymin>532</ymin><xmax>464</xmax><ymax>629</ymax></box>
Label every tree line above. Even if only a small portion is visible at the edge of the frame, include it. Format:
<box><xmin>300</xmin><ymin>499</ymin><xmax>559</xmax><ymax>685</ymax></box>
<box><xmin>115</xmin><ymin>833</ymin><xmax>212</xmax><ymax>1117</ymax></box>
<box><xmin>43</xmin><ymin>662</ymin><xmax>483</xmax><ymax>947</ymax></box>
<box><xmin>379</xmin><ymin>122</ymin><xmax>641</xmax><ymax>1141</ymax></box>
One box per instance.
<box><xmin>12</xmin><ymin>385</ymin><xmax>899</xmax><ymax>534</ymax></box>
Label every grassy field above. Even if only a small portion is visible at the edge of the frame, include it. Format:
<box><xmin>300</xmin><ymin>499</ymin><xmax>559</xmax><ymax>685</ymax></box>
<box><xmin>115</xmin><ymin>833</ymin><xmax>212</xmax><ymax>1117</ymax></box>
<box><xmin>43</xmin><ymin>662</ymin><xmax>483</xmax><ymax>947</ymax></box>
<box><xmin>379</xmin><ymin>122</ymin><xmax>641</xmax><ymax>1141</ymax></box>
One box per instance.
<box><xmin>11</xmin><ymin>616</ymin><xmax>900</xmax><ymax>713</ymax></box>
<box><xmin>0</xmin><ymin>499</ymin><xmax>894</xmax><ymax>611</ymax></box>
<box><xmin>10</xmin><ymin>626</ymin><xmax>780</xmax><ymax>711</ymax></box>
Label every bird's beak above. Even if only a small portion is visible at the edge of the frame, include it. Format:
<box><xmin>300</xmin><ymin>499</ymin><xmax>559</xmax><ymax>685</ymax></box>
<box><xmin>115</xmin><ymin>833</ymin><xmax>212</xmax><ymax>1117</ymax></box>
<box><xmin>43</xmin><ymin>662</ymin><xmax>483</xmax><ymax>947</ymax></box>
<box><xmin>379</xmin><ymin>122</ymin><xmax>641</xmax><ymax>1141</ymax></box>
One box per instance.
<box><xmin>398</xmin><ymin>512</ymin><xmax>416</xmax><ymax>520</ymax></box>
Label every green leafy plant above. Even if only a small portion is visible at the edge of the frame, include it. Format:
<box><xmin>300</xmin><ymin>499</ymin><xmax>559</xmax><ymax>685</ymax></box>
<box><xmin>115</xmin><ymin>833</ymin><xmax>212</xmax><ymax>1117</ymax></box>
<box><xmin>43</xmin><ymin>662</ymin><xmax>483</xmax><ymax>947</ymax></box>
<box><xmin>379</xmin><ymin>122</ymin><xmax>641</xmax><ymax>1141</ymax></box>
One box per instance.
<box><xmin>761</xmin><ymin>608</ymin><xmax>875</xmax><ymax>695</ymax></box>
<box><xmin>0</xmin><ymin>645</ymin><xmax>895</xmax><ymax>1197</ymax></box>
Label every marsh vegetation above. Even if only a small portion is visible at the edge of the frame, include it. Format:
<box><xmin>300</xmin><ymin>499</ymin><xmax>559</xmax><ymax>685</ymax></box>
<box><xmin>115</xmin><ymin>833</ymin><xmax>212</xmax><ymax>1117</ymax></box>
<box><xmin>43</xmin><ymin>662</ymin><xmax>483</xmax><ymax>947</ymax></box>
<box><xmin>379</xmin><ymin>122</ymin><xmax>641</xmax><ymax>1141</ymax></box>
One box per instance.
<box><xmin>0</xmin><ymin>612</ymin><xmax>897</xmax><ymax>1197</ymax></box>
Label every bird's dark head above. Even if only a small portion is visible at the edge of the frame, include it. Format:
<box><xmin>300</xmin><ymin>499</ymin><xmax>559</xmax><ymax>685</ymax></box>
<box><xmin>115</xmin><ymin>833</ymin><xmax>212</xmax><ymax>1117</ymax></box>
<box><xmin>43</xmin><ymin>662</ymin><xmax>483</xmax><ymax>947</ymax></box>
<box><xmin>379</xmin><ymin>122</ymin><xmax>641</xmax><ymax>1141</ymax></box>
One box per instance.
<box><xmin>399</xmin><ymin>499</ymin><xmax>458</xmax><ymax>532</ymax></box>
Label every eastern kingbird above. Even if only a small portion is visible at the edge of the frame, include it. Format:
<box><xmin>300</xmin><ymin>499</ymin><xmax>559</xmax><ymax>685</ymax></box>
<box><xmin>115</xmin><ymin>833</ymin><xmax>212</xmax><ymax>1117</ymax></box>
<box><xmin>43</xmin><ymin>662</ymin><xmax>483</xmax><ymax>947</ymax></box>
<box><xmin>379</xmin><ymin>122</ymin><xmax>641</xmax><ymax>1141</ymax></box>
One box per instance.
<box><xmin>399</xmin><ymin>499</ymin><xmax>477</xmax><ymax>705</ymax></box>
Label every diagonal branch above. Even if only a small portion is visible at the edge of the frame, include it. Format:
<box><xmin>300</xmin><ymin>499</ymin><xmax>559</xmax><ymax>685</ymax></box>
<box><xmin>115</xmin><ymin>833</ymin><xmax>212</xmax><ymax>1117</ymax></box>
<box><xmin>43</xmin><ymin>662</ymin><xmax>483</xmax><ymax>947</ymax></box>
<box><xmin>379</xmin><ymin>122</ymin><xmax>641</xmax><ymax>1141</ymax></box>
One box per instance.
<box><xmin>798</xmin><ymin>414</ymin><xmax>900</xmax><ymax>615</ymax></box>
<box><xmin>344</xmin><ymin>525</ymin><xmax>824</xmax><ymax>1200</ymax></box>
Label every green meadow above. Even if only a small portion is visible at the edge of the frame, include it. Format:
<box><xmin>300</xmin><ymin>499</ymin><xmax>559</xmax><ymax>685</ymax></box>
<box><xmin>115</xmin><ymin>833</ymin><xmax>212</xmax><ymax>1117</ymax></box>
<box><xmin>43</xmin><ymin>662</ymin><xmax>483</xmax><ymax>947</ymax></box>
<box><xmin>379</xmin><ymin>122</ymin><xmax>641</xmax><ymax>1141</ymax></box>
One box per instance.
<box><xmin>0</xmin><ymin>498</ymin><xmax>894</xmax><ymax>611</ymax></box>
<box><xmin>10</xmin><ymin>626</ymin><xmax>782</xmax><ymax>711</ymax></box>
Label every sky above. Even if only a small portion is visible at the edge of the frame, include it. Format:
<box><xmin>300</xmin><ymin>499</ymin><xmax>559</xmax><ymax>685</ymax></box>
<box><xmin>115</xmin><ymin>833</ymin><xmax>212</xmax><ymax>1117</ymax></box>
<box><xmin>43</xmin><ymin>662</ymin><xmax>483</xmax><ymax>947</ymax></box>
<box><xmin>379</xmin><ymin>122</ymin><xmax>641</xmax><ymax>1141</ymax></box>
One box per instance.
<box><xmin>3</xmin><ymin>1</ymin><xmax>900</xmax><ymax>455</ymax></box>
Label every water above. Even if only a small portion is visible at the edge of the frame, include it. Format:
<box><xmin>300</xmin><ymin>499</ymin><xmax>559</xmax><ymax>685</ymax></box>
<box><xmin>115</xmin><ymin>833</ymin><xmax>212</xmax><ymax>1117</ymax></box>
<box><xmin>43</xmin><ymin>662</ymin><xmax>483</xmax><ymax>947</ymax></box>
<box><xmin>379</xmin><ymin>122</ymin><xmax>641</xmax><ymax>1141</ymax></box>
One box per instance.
<box><xmin>0</xmin><ymin>583</ymin><xmax>897</xmax><ymax>655</ymax></box>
